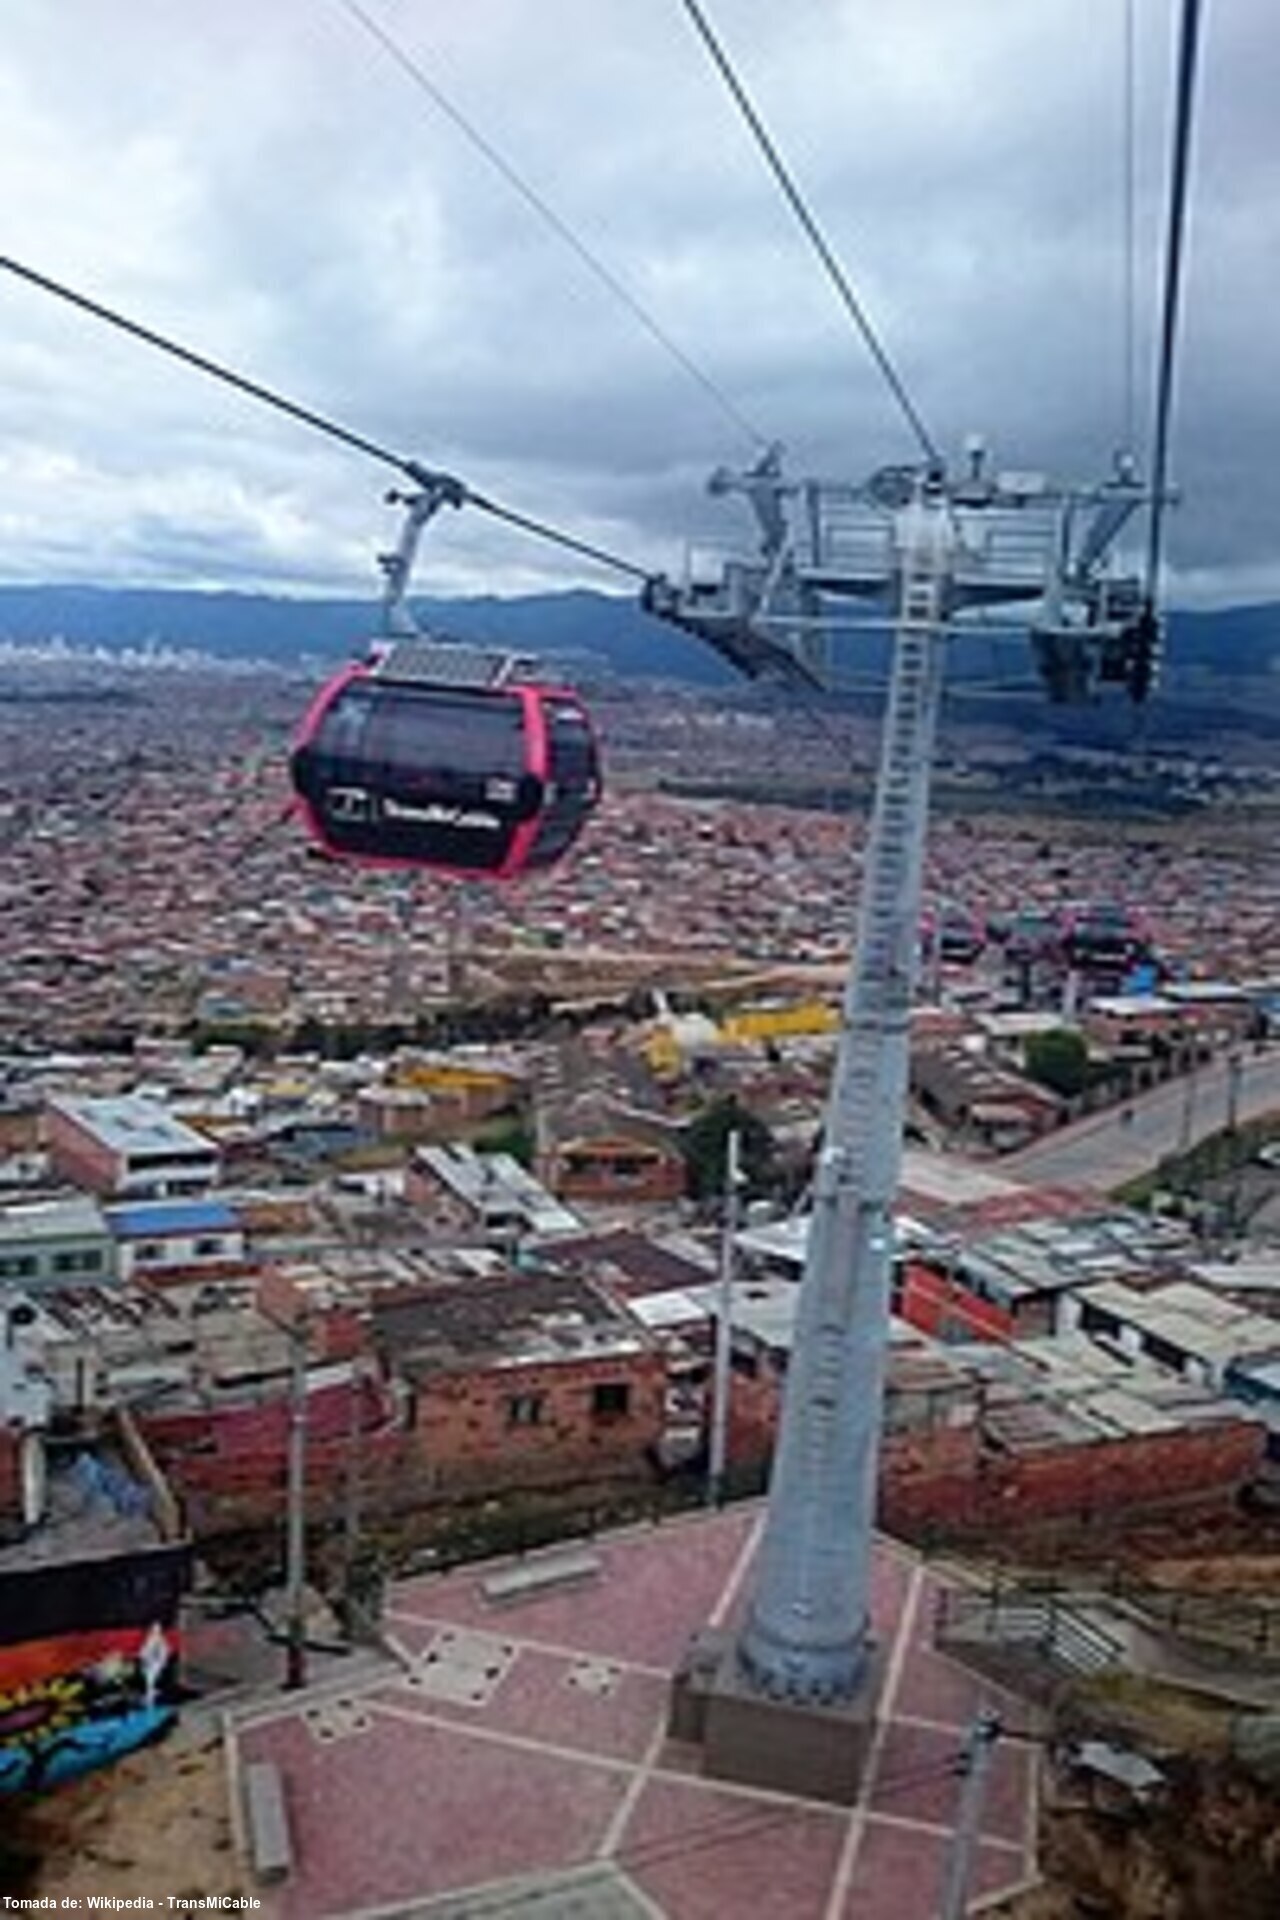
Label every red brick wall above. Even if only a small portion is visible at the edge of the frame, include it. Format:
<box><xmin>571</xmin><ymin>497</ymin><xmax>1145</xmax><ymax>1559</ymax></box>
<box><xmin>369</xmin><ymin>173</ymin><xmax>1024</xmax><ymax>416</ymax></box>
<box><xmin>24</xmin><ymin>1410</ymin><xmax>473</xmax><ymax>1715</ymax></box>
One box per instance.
<box><xmin>726</xmin><ymin>1363</ymin><xmax>783</xmax><ymax>1464</ymax></box>
<box><xmin>412</xmin><ymin>1348</ymin><xmax>667</xmax><ymax>1491</ymax></box>
<box><xmin>880</xmin><ymin>1418</ymin><xmax>1266</xmax><ymax>1537</ymax></box>
<box><xmin>0</xmin><ymin>1107</ymin><xmax>40</xmax><ymax>1153</ymax></box>
<box><xmin>552</xmin><ymin>1148</ymin><xmax>685</xmax><ymax>1204</ymax></box>
<box><xmin>145</xmin><ymin>1350</ymin><xmax>668</xmax><ymax>1534</ymax></box>
<box><xmin>0</xmin><ymin>1426</ymin><xmax>23</xmax><ymax>1530</ymax></box>
<box><xmin>46</xmin><ymin>1105</ymin><xmax>118</xmax><ymax>1194</ymax></box>
<box><xmin>722</xmin><ymin>1368</ymin><xmax>1265</xmax><ymax>1542</ymax></box>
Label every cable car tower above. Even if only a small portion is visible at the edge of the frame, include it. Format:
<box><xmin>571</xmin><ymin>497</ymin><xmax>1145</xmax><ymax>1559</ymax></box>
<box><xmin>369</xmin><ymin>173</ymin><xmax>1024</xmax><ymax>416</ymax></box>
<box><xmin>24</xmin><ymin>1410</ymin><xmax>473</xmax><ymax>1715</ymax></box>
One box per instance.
<box><xmin>0</xmin><ymin>0</ymin><xmax>1202</xmax><ymax>1818</ymax></box>
<box><xmin>653</xmin><ymin>0</ymin><xmax>1203</xmax><ymax>1806</ymax></box>
<box><xmin>658</xmin><ymin>443</ymin><xmax>1159</xmax><ymax>1798</ymax></box>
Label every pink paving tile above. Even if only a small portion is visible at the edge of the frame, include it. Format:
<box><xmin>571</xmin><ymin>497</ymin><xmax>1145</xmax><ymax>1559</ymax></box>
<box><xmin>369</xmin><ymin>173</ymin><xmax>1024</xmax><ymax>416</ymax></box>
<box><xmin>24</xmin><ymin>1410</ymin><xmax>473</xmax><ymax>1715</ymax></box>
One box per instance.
<box><xmin>392</xmin><ymin>1507</ymin><xmax>760</xmax><ymax>1669</ymax></box>
<box><xmin>619</xmin><ymin>1773</ymin><xmax>848</xmax><ymax>1920</ymax></box>
<box><xmin>869</xmin><ymin>1544</ymin><xmax>916</xmax><ymax>1631</ymax></box>
<box><xmin>228</xmin><ymin>1513</ymin><xmax>1040</xmax><ymax>1918</ymax></box>
<box><xmin>892</xmin><ymin>1639</ymin><xmax>997</xmax><ymax>1727</ymax></box>
<box><xmin>373</xmin><ymin>1643</ymin><xmax>668</xmax><ymax>1764</ymax></box>
<box><xmin>841</xmin><ymin>1820</ymin><xmax>1028</xmax><ymax>1917</ymax></box>
<box><xmin>238</xmin><ymin>1697</ymin><xmax>629</xmax><ymax>1918</ymax></box>
<box><xmin>868</xmin><ymin>1719</ymin><xmax>1033</xmax><ymax>1846</ymax></box>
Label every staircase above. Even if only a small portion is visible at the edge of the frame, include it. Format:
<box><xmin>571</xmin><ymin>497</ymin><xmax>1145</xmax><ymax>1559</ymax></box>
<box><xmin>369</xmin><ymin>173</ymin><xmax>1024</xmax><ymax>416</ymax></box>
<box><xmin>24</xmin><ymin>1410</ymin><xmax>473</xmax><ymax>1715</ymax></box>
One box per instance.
<box><xmin>935</xmin><ymin>1581</ymin><xmax>1125</xmax><ymax>1704</ymax></box>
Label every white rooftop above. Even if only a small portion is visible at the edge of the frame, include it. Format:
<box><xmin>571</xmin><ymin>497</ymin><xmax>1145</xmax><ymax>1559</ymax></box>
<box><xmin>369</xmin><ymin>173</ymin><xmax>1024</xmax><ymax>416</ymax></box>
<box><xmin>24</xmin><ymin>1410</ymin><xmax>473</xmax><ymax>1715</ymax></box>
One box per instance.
<box><xmin>418</xmin><ymin>1144</ymin><xmax>582</xmax><ymax>1238</ymax></box>
<box><xmin>0</xmin><ymin>1195</ymin><xmax>107</xmax><ymax>1247</ymax></box>
<box><xmin>1080</xmin><ymin>1276</ymin><xmax>1280</xmax><ymax>1366</ymax></box>
<box><xmin>50</xmin><ymin>1093</ymin><xmax>217</xmax><ymax>1160</ymax></box>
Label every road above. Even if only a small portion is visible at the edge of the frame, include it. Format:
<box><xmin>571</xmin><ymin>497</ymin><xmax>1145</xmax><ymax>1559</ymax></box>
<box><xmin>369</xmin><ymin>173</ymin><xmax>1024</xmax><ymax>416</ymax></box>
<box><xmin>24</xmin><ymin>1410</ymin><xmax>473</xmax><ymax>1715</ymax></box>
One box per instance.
<box><xmin>999</xmin><ymin>1045</ymin><xmax>1280</xmax><ymax>1194</ymax></box>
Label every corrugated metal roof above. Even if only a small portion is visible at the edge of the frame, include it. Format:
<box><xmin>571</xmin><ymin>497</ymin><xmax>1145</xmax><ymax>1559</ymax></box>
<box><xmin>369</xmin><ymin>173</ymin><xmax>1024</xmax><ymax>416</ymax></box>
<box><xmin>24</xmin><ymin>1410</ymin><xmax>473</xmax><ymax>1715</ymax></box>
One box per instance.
<box><xmin>418</xmin><ymin>1144</ymin><xmax>581</xmax><ymax>1237</ymax></box>
<box><xmin>1082</xmin><ymin>1276</ymin><xmax>1278</xmax><ymax>1363</ymax></box>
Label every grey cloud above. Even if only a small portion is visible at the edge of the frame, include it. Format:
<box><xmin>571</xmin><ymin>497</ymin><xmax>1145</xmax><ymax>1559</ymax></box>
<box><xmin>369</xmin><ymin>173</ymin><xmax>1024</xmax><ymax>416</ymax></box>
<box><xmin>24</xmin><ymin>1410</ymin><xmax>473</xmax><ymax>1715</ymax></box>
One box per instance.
<box><xmin>0</xmin><ymin>0</ymin><xmax>1274</xmax><ymax>605</ymax></box>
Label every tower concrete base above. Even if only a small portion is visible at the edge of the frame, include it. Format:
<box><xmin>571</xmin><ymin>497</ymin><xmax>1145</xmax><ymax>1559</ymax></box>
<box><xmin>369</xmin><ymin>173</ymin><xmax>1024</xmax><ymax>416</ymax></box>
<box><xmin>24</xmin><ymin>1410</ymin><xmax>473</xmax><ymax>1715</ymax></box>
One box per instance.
<box><xmin>667</xmin><ymin>1628</ymin><xmax>886</xmax><ymax>1806</ymax></box>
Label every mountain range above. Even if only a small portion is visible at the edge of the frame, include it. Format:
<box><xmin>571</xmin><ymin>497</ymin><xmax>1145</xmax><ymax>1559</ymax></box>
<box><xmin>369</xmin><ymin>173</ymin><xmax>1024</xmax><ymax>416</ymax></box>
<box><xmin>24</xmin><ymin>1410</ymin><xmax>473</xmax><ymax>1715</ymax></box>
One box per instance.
<box><xmin>0</xmin><ymin>583</ymin><xmax>1275</xmax><ymax>703</ymax></box>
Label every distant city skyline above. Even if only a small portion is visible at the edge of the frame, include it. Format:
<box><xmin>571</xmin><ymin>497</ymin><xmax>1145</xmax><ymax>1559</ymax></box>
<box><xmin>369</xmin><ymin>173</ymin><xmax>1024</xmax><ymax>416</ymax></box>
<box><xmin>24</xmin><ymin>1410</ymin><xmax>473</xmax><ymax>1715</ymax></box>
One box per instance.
<box><xmin>1</xmin><ymin>2</ymin><xmax>1275</xmax><ymax>606</ymax></box>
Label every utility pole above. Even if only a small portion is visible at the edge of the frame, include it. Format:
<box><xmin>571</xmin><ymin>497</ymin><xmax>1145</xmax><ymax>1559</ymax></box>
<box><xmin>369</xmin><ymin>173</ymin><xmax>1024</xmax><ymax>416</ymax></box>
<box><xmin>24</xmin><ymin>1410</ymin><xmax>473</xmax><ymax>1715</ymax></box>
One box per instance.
<box><xmin>341</xmin><ymin>1354</ymin><xmax>365</xmax><ymax>1630</ymax></box>
<box><xmin>707</xmin><ymin>1127</ymin><xmax>743</xmax><ymax>1507</ymax></box>
<box><xmin>938</xmin><ymin>1711</ymin><xmax>1004</xmax><ymax>1920</ymax></box>
<box><xmin>1178</xmin><ymin>1054</ymin><xmax>1198</xmax><ymax>1162</ymax></box>
<box><xmin>1226</xmin><ymin>1048</ymin><xmax>1243</xmax><ymax>1135</ymax></box>
<box><xmin>1224</xmin><ymin>1048</ymin><xmax>1245</xmax><ymax>1240</ymax></box>
<box><xmin>284</xmin><ymin>1311</ymin><xmax>310</xmax><ymax>1691</ymax></box>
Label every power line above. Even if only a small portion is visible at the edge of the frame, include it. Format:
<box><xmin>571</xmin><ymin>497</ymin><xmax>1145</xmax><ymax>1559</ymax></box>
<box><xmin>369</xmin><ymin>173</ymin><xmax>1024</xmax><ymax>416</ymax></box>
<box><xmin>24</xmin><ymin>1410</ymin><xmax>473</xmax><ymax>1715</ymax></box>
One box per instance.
<box><xmin>677</xmin><ymin>0</ymin><xmax>940</xmax><ymax>469</ymax></box>
<box><xmin>0</xmin><ymin>253</ymin><xmax>653</xmax><ymax>583</ymax></box>
<box><xmin>333</xmin><ymin>0</ymin><xmax>768</xmax><ymax>454</ymax></box>
<box><xmin>1144</xmin><ymin>0</ymin><xmax>1204</xmax><ymax>601</ymax></box>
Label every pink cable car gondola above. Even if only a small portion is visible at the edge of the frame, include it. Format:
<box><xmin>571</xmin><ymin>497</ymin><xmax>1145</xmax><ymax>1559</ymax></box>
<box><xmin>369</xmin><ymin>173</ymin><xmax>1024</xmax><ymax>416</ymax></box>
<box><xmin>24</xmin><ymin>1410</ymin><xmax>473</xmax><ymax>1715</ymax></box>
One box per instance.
<box><xmin>290</xmin><ymin>639</ymin><xmax>601</xmax><ymax>881</ymax></box>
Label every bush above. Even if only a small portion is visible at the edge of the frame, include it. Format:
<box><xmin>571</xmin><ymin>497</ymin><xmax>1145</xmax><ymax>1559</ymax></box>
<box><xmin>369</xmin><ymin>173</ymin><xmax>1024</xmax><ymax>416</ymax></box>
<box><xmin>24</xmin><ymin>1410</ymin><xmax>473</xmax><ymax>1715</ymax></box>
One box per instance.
<box><xmin>1024</xmin><ymin>1027</ymin><xmax>1090</xmax><ymax>1098</ymax></box>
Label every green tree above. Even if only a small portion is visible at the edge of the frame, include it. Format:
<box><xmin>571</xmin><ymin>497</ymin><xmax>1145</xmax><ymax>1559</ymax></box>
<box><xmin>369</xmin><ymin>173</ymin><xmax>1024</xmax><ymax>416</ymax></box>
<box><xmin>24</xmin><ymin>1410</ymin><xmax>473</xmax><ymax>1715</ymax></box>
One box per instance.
<box><xmin>681</xmin><ymin>1096</ymin><xmax>776</xmax><ymax>1202</ymax></box>
<box><xmin>1023</xmin><ymin>1027</ymin><xmax>1089</xmax><ymax>1098</ymax></box>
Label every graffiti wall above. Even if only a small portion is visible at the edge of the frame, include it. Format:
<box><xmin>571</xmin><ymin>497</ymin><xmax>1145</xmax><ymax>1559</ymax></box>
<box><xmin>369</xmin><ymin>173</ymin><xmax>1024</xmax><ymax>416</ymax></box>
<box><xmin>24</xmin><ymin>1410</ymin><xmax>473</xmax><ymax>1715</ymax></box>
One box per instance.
<box><xmin>0</xmin><ymin>1542</ymin><xmax>191</xmax><ymax>1792</ymax></box>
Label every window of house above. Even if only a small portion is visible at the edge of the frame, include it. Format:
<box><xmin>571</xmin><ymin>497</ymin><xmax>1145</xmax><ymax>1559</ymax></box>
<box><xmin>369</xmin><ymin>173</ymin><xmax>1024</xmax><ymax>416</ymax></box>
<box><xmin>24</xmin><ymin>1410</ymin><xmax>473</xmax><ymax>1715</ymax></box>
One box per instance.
<box><xmin>1144</xmin><ymin>1332</ymin><xmax>1186</xmax><ymax>1374</ymax></box>
<box><xmin>50</xmin><ymin>1249</ymin><xmax>101</xmax><ymax>1274</ymax></box>
<box><xmin>591</xmin><ymin>1381</ymin><xmax>631</xmax><ymax>1421</ymax></box>
<box><xmin>507</xmin><ymin>1393</ymin><xmax>545</xmax><ymax>1428</ymax></box>
<box><xmin>194</xmin><ymin>1237</ymin><xmax>225</xmax><ymax>1258</ymax></box>
<box><xmin>1079</xmin><ymin>1303</ymin><xmax>1119</xmax><ymax>1340</ymax></box>
<box><xmin>135</xmin><ymin>1241</ymin><xmax>163</xmax><ymax>1263</ymax></box>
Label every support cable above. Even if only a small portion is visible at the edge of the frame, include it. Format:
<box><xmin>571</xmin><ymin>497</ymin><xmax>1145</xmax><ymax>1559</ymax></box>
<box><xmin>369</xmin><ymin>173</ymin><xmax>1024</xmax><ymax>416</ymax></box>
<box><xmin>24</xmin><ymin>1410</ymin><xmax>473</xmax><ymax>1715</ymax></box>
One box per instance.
<box><xmin>0</xmin><ymin>254</ymin><xmax>652</xmax><ymax>583</ymax></box>
<box><xmin>463</xmin><ymin>490</ymin><xmax>652</xmax><ymax>581</ymax></box>
<box><xmin>1144</xmin><ymin>0</ymin><xmax>1204</xmax><ymax>601</ymax></box>
<box><xmin>333</xmin><ymin>0</ymin><xmax>768</xmax><ymax>453</ymax></box>
<box><xmin>678</xmin><ymin>0</ymin><xmax>940</xmax><ymax>468</ymax></box>
<box><xmin>1122</xmin><ymin>0</ymin><xmax>1138</xmax><ymax>453</ymax></box>
<box><xmin>1</xmin><ymin>256</ymin><xmax>421</xmax><ymax>480</ymax></box>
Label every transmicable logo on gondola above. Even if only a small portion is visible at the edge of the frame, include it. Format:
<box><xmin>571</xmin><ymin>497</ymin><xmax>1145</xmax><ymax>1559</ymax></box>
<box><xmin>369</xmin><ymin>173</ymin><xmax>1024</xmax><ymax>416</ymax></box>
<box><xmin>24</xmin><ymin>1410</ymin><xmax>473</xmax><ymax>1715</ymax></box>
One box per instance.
<box><xmin>325</xmin><ymin>786</ymin><xmax>373</xmax><ymax>822</ymax></box>
<box><xmin>381</xmin><ymin>797</ymin><xmax>502</xmax><ymax>832</ymax></box>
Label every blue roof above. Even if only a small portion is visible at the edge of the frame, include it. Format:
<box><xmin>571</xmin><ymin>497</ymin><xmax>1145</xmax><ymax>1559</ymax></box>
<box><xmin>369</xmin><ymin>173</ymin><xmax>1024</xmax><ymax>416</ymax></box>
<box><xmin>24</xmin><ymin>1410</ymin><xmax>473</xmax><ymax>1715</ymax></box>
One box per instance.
<box><xmin>106</xmin><ymin>1200</ymin><xmax>239</xmax><ymax>1240</ymax></box>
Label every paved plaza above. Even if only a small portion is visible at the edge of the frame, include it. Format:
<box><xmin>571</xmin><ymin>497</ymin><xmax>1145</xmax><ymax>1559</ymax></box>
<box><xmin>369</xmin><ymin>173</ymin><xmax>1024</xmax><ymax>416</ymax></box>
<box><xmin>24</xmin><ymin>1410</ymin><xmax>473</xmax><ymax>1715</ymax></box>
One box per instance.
<box><xmin>230</xmin><ymin>1505</ymin><xmax>1037</xmax><ymax>1918</ymax></box>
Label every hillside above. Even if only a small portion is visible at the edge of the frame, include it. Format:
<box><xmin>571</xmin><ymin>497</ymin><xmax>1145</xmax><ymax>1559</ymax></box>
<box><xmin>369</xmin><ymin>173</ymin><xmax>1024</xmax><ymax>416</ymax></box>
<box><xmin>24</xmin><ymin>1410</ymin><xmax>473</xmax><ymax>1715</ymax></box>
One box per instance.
<box><xmin>0</xmin><ymin>583</ymin><xmax>1275</xmax><ymax>690</ymax></box>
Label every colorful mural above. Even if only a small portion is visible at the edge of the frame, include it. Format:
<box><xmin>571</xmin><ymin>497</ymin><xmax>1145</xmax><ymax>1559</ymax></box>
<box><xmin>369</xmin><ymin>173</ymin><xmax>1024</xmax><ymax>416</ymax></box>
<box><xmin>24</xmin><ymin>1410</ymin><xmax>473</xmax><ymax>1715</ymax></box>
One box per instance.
<box><xmin>0</xmin><ymin>1544</ymin><xmax>190</xmax><ymax>1794</ymax></box>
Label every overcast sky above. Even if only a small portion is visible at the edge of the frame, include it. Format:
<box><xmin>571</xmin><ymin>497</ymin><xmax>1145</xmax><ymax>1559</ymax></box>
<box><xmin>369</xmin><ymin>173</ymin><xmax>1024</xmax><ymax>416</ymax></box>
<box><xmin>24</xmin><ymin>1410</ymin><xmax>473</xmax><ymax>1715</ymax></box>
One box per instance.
<box><xmin>1</xmin><ymin>0</ymin><xmax>1274</xmax><ymax>608</ymax></box>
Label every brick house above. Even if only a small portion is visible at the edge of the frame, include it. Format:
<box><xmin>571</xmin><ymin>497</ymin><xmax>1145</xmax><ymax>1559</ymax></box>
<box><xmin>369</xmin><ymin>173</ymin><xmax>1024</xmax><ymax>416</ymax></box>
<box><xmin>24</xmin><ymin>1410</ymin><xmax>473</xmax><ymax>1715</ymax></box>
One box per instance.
<box><xmin>910</xmin><ymin>1045</ymin><xmax>1062</xmax><ymax>1151</ymax></box>
<box><xmin>371</xmin><ymin>1271</ymin><xmax>666</xmax><ymax>1496</ymax></box>
<box><xmin>46</xmin><ymin>1094</ymin><xmax>221</xmax><ymax>1198</ymax></box>
<box><xmin>548</xmin><ymin>1133</ymin><xmax>686</xmax><ymax>1204</ymax></box>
